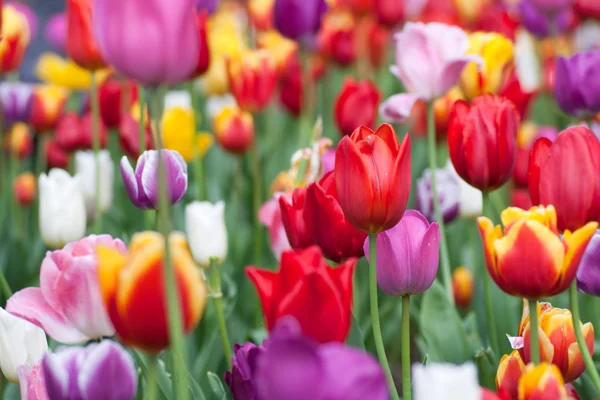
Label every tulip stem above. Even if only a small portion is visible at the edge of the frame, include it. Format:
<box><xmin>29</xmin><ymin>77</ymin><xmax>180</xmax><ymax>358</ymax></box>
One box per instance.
<box><xmin>148</xmin><ymin>87</ymin><xmax>189</xmax><ymax>400</ymax></box>
<box><xmin>0</xmin><ymin>266</ymin><xmax>12</xmax><ymax>302</ymax></box>
<box><xmin>250</xmin><ymin>142</ymin><xmax>263</xmax><ymax>263</ymax></box>
<box><xmin>145</xmin><ymin>355</ymin><xmax>159</xmax><ymax>400</ymax></box>
<box><xmin>90</xmin><ymin>73</ymin><xmax>102</xmax><ymax>234</ymax></box>
<box><xmin>209</xmin><ymin>263</ymin><xmax>232</xmax><ymax>370</ymax></box>
<box><xmin>481</xmin><ymin>192</ymin><xmax>500</xmax><ymax>357</ymax></box>
<box><xmin>138</xmin><ymin>85</ymin><xmax>146</xmax><ymax>155</ymax></box>
<box><xmin>528</xmin><ymin>299</ymin><xmax>540</xmax><ymax>364</ymax></box>
<box><xmin>426</xmin><ymin>102</ymin><xmax>454</xmax><ymax>306</ymax></box>
<box><xmin>188</xmin><ymin>81</ymin><xmax>206</xmax><ymax>201</ymax></box>
<box><xmin>369</xmin><ymin>233</ymin><xmax>400</xmax><ymax>400</ymax></box>
<box><xmin>401</xmin><ymin>295</ymin><xmax>411</xmax><ymax>400</ymax></box>
<box><xmin>569</xmin><ymin>282</ymin><xmax>600</xmax><ymax>392</ymax></box>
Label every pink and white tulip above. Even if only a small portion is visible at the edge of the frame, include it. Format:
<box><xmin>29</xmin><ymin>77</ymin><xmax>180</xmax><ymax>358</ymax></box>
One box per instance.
<box><xmin>259</xmin><ymin>195</ymin><xmax>291</xmax><ymax>261</ymax></box>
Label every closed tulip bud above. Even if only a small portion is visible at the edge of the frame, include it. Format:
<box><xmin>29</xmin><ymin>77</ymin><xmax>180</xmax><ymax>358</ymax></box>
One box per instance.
<box><xmin>496</xmin><ymin>350</ymin><xmax>525</xmax><ymax>400</ymax></box>
<box><xmin>365</xmin><ymin>210</ymin><xmax>440</xmax><ymax>296</ymax></box>
<box><xmin>30</xmin><ymin>85</ymin><xmax>68</xmax><ymax>133</ymax></box>
<box><xmin>577</xmin><ymin>231</ymin><xmax>600</xmax><ymax>295</ymax></box>
<box><xmin>478</xmin><ymin>205</ymin><xmax>597</xmax><ymax>299</ymax></box>
<box><xmin>118</xmin><ymin>114</ymin><xmax>153</xmax><ymax>159</ymax></box>
<box><xmin>185</xmin><ymin>201</ymin><xmax>228</xmax><ymax>266</ymax></box>
<box><xmin>0</xmin><ymin>5</ymin><xmax>30</xmax><ymax>74</ymax></box>
<box><xmin>279</xmin><ymin>187</ymin><xmax>314</xmax><ymax>249</ymax></box>
<box><xmin>45</xmin><ymin>139</ymin><xmax>70</xmax><ymax>169</ymax></box>
<box><xmin>416</xmin><ymin>167</ymin><xmax>460</xmax><ymax>224</ymax></box>
<box><xmin>273</xmin><ymin>0</ymin><xmax>328</xmax><ymax>40</ymax></box>
<box><xmin>98</xmin><ymin>76</ymin><xmax>138</xmax><ymax>128</ymax></box>
<box><xmin>93</xmin><ymin>0</ymin><xmax>199</xmax><ymax>86</ymax></box>
<box><xmin>518</xmin><ymin>363</ymin><xmax>567</xmax><ymax>400</ymax></box>
<box><xmin>460</xmin><ymin>32</ymin><xmax>514</xmax><ymax>100</ymax></box>
<box><xmin>224</xmin><ymin>342</ymin><xmax>264</xmax><ymax>400</ymax></box>
<box><xmin>452</xmin><ymin>266</ymin><xmax>474</xmax><ymax>309</ymax></box>
<box><xmin>13</xmin><ymin>172</ymin><xmax>36</xmax><ymax>207</ymax></box>
<box><xmin>97</xmin><ymin>232</ymin><xmax>207</xmax><ymax>352</ymax></box>
<box><xmin>335</xmin><ymin>124</ymin><xmax>411</xmax><ymax>233</ymax></box>
<box><xmin>334</xmin><ymin>78</ymin><xmax>380</xmax><ymax>137</ymax></box>
<box><xmin>448</xmin><ymin>95</ymin><xmax>519</xmax><ymax>192</ymax></box>
<box><xmin>214</xmin><ymin>106</ymin><xmax>254</xmax><ymax>155</ymax></box>
<box><xmin>42</xmin><ymin>341</ymin><xmax>137</xmax><ymax>399</ymax></box>
<box><xmin>246</xmin><ymin>246</ymin><xmax>355</xmax><ymax>343</ymax></box>
<box><xmin>529</xmin><ymin>126</ymin><xmax>600</xmax><ymax>232</ymax></box>
<box><xmin>226</xmin><ymin>50</ymin><xmax>278</xmax><ymax>113</ymax></box>
<box><xmin>554</xmin><ymin>51</ymin><xmax>600</xmax><ymax>118</ymax></box>
<box><xmin>161</xmin><ymin>106</ymin><xmax>212</xmax><ymax>162</ymax></box>
<box><xmin>5</xmin><ymin>122</ymin><xmax>32</xmax><ymax>159</ymax></box>
<box><xmin>413</xmin><ymin>362</ymin><xmax>482</xmax><ymax>400</ymax></box>
<box><xmin>75</xmin><ymin>150</ymin><xmax>114</xmax><ymax>218</ymax></box>
<box><xmin>0</xmin><ymin>82</ymin><xmax>33</xmax><ymax>126</ymax></box>
<box><xmin>318</xmin><ymin>10</ymin><xmax>355</xmax><ymax>67</ymax></box>
<box><xmin>67</xmin><ymin>0</ymin><xmax>105</xmax><ymax>70</ymax></box>
<box><xmin>38</xmin><ymin>169</ymin><xmax>87</xmax><ymax>249</ymax></box>
<box><xmin>120</xmin><ymin>150</ymin><xmax>188</xmax><ymax>210</ymax></box>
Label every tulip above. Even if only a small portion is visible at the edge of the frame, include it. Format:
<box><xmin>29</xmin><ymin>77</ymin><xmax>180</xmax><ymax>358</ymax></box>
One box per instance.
<box><xmin>67</xmin><ymin>0</ymin><xmax>105</xmax><ymax>70</ymax></box>
<box><xmin>379</xmin><ymin>22</ymin><xmax>477</xmax><ymax>123</ymax></box>
<box><xmin>74</xmin><ymin>150</ymin><xmax>114</xmax><ymax>218</ymax></box>
<box><xmin>512</xmin><ymin>188</ymin><xmax>533</xmax><ymax>210</ymax></box>
<box><xmin>45</xmin><ymin>139</ymin><xmax>70</xmax><ymax>169</ymax></box>
<box><xmin>4</xmin><ymin>122</ymin><xmax>32</xmax><ymax>160</ymax></box>
<box><xmin>0</xmin><ymin>5</ymin><xmax>30</xmax><ymax>73</ymax></box>
<box><xmin>224</xmin><ymin>342</ymin><xmax>264</xmax><ymax>400</ymax></box>
<box><xmin>161</xmin><ymin>106</ymin><xmax>212</xmax><ymax>162</ymax></box>
<box><xmin>554</xmin><ymin>51</ymin><xmax>600</xmax><ymax>118</ymax></box>
<box><xmin>185</xmin><ymin>201</ymin><xmax>228</xmax><ymax>266</ymax></box>
<box><xmin>530</xmin><ymin>0</ymin><xmax>574</xmax><ymax>13</ymax></box>
<box><xmin>18</xmin><ymin>361</ymin><xmax>49</xmax><ymax>400</ymax></box>
<box><xmin>30</xmin><ymin>85</ymin><xmax>68</xmax><ymax>133</ymax></box>
<box><xmin>118</xmin><ymin>114</ymin><xmax>154</xmax><ymax>159</ymax></box>
<box><xmin>120</xmin><ymin>150</ymin><xmax>188</xmax><ymax>210</ymax></box>
<box><xmin>413</xmin><ymin>363</ymin><xmax>482</xmax><ymax>400</ymax></box>
<box><xmin>248</xmin><ymin>0</ymin><xmax>274</xmax><ymax>30</ymax></box>
<box><xmin>513</xmin><ymin>123</ymin><xmax>557</xmax><ymax>188</ymax></box>
<box><xmin>334</xmin><ymin>78</ymin><xmax>380</xmax><ymax>137</ymax></box>
<box><xmin>577</xmin><ymin>231</ymin><xmax>600</xmax><ymax>295</ymax></box>
<box><xmin>279</xmin><ymin>55</ymin><xmax>304</xmax><ymax>116</ymax></box>
<box><xmin>478</xmin><ymin>205</ymin><xmax>597</xmax><ymax>299</ymax></box>
<box><xmin>529</xmin><ymin>126</ymin><xmax>600</xmax><ymax>232</ymax></box>
<box><xmin>9</xmin><ymin>2</ymin><xmax>38</xmax><ymax>38</ymax></box>
<box><xmin>13</xmin><ymin>172</ymin><xmax>36</xmax><ymax>207</ymax></box>
<box><xmin>42</xmin><ymin>341</ymin><xmax>137</xmax><ymax>399</ymax></box>
<box><xmin>195</xmin><ymin>0</ymin><xmax>219</xmax><ymax>13</ymax></box>
<box><xmin>576</xmin><ymin>0</ymin><xmax>600</xmax><ymax>19</ymax></box>
<box><xmin>273</xmin><ymin>0</ymin><xmax>327</xmax><ymax>40</ymax></box>
<box><xmin>93</xmin><ymin>0</ymin><xmax>199</xmax><ymax>86</ymax></box>
<box><xmin>415</xmin><ymin>167</ymin><xmax>460</xmax><ymax>224</ymax></box>
<box><xmin>256</xmin><ymin>318</ymin><xmax>388</xmax><ymax>400</ymax></box>
<box><xmin>257</xmin><ymin>31</ymin><xmax>297</xmax><ymax>74</ymax></box>
<box><xmin>279</xmin><ymin>187</ymin><xmax>313</xmax><ymax>250</ymax></box>
<box><xmin>0</xmin><ymin>308</ymin><xmax>47</xmax><ymax>383</ymax></box>
<box><xmin>460</xmin><ymin>32</ymin><xmax>514</xmax><ymax>100</ymax></box>
<box><xmin>335</xmin><ymin>124</ymin><xmax>411</xmax><ymax>233</ymax></box>
<box><xmin>192</xmin><ymin>11</ymin><xmax>210</xmax><ymax>77</ymax></box>
<box><xmin>45</xmin><ymin>13</ymin><xmax>66</xmax><ymax>52</ymax></box>
<box><xmin>35</xmin><ymin>53</ymin><xmax>107</xmax><ymax>91</ymax></box>
<box><xmin>246</xmin><ymin>246</ymin><xmax>355</xmax><ymax>343</ymax></box>
<box><xmin>519</xmin><ymin>0</ymin><xmax>574</xmax><ymax>38</ymax></box>
<box><xmin>55</xmin><ymin>112</ymin><xmax>108</xmax><ymax>152</ymax></box>
<box><xmin>317</xmin><ymin>10</ymin><xmax>355</xmax><ymax>67</ymax></box>
<box><xmin>259</xmin><ymin>195</ymin><xmax>292</xmax><ymax>260</ymax></box>
<box><xmin>452</xmin><ymin>266</ymin><xmax>474</xmax><ymax>309</ymax></box>
<box><xmin>206</xmin><ymin>94</ymin><xmax>237</xmax><ymax>123</ymax></box>
<box><xmin>0</xmin><ymin>82</ymin><xmax>33</xmax><ymax>126</ymax></box>
<box><xmin>38</xmin><ymin>169</ymin><xmax>87</xmax><ymax>249</ymax></box>
<box><xmin>226</xmin><ymin>50</ymin><xmax>278</xmax><ymax>113</ymax></box>
<box><xmin>496</xmin><ymin>350</ymin><xmax>525</xmax><ymax>400</ymax></box>
<box><xmin>97</xmin><ymin>231</ymin><xmax>207</xmax><ymax>352</ymax></box>
<box><xmin>214</xmin><ymin>106</ymin><xmax>255</xmax><ymax>155</ymax></box>
<box><xmin>448</xmin><ymin>95</ymin><xmax>519</xmax><ymax>192</ymax></box>
<box><xmin>499</xmin><ymin>71</ymin><xmax>536</xmax><ymax>121</ymax></box>
<box><xmin>98</xmin><ymin>76</ymin><xmax>138</xmax><ymax>128</ymax></box>
<box><xmin>517</xmin><ymin>363</ymin><xmax>567</xmax><ymax>399</ymax></box>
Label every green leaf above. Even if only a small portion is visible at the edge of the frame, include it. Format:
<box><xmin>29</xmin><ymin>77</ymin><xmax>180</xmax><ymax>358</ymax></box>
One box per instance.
<box><xmin>207</xmin><ymin>371</ymin><xmax>227</xmax><ymax>400</ymax></box>
<box><xmin>346</xmin><ymin>313</ymin><xmax>366</xmax><ymax>350</ymax></box>
<box><xmin>188</xmin><ymin>373</ymin><xmax>207</xmax><ymax>400</ymax></box>
<box><xmin>132</xmin><ymin>351</ymin><xmax>173</xmax><ymax>400</ymax></box>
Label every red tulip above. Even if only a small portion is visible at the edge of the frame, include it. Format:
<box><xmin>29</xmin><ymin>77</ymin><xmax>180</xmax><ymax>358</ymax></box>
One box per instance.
<box><xmin>576</xmin><ymin>0</ymin><xmax>600</xmax><ymax>19</ymax></box>
<box><xmin>191</xmin><ymin>11</ymin><xmax>210</xmax><ymax>77</ymax></box>
<box><xmin>227</xmin><ymin>50</ymin><xmax>278</xmax><ymax>113</ymax></box>
<box><xmin>118</xmin><ymin>114</ymin><xmax>153</xmax><ymax>159</ymax></box>
<box><xmin>55</xmin><ymin>112</ymin><xmax>108</xmax><ymax>152</ymax></box>
<box><xmin>66</xmin><ymin>0</ymin><xmax>105</xmax><ymax>70</ymax></box>
<box><xmin>499</xmin><ymin>70</ymin><xmax>536</xmax><ymax>120</ymax></box>
<box><xmin>279</xmin><ymin>56</ymin><xmax>303</xmax><ymax>117</ymax></box>
<box><xmin>334</xmin><ymin>78</ymin><xmax>380</xmax><ymax>137</ymax></box>
<box><xmin>246</xmin><ymin>246</ymin><xmax>355</xmax><ymax>343</ymax></box>
<box><xmin>318</xmin><ymin>10</ymin><xmax>356</xmax><ymax>67</ymax></box>
<box><xmin>98</xmin><ymin>76</ymin><xmax>138</xmax><ymax>128</ymax></box>
<box><xmin>448</xmin><ymin>95</ymin><xmax>519</xmax><ymax>192</ymax></box>
<box><xmin>46</xmin><ymin>138</ymin><xmax>69</xmax><ymax>169</ymax></box>
<box><xmin>279</xmin><ymin>187</ymin><xmax>313</xmax><ymax>249</ymax></box>
<box><xmin>374</xmin><ymin>0</ymin><xmax>403</xmax><ymax>27</ymax></box>
<box><xmin>335</xmin><ymin>124</ymin><xmax>411</xmax><ymax>233</ymax></box>
<box><xmin>528</xmin><ymin>126</ymin><xmax>600</xmax><ymax>232</ymax></box>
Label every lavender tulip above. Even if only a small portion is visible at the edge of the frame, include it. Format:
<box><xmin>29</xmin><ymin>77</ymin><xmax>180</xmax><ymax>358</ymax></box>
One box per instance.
<box><xmin>530</xmin><ymin>0</ymin><xmax>574</xmax><ymax>13</ymax></box>
<box><xmin>555</xmin><ymin>51</ymin><xmax>600</xmax><ymax>117</ymax></box>
<box><xmin>0</xmin><ymin>82</ymin><xmax>33</xmax><ymax>126</ymax></box>
<box><xmin>577</xmin><ymin>231</ymin><xmax>600</xmax><ymax>295</ymax></box>
<box><xmin>93</xmin><ymin>0</ymin><xmax>199</xmax><ymax>86</ymax></box>
<box><xmin>42</xmin><ymin>341</ymin><xmax>137</xmax><ymax>400</ymax></box>
<box><xmin>45</xmin><ymin>13</ymin><xmax>67</xmax><ymax>53</ymax></box>
<box><xmin>364</xmin><ymin>210</ymin><xmax>440</xmax><ymax>296</ymax></box>
<box><xmin>120</xmin><ymin>150</ymin><xmax>188</xmax><ymax>210</ymax></box>
<box><xmin>225</xmin><ymin>342</ymin><xmax>264</xmax><ymax>400</ymax></box>
<box><xmin>519</xmin><ymin>0</ymin><xmax>573</xmax><ymax>38</ymax></box>
<box><xmin>416</xmin><ymin>167</ymin><xmax>460</xmax><ymax>224</ymax></box>
<box><xmin>274</xmin><ymin>0</ymin><xmax>328</xmax><ymax>41</ymax></box>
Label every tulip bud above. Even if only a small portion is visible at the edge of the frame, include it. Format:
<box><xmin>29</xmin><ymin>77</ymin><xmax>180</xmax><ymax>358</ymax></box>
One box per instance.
<box><xmin>273</xmin><ymin>0</ymin><xmax>328</xmax><ymax>40</ymax></box>
<box><xmin>318</xmin><ymin>10</ymin><xmax>355</xmax><ymax>67</ymax></box>
<box><xmin>452</xmin><ymin>266</ymin><xmax>474</xmax><ymax>309</ymax></box>
<box><xmin>30</xmin><ymin>85</ymin><xmax>68</xmax><ymax>133</ymax></box>
<box><xmin>577</xmin><ymin>231</ymin><xmax>600</xmax><ymax>295</ymax></box>
<box><xmin>66</xmin><ymin>0</ymin><xmax>105</xmax><ymax>70</ymax></box>
<box><xmin>226</xmin><ymin>50</ymin><xmax>278</xmax><ymax>113</ymax></box>
<box><xmin>118</xmin><ymin>114</ymin><xmax>153</xmax><ymax>159</ymax></box>
<box><xmin>517</xmin><ymin>363</ymin><xmax>567</xmax><ymax>399</ymax></box>
<box><xmin>5</xmin><ymin>122</ymin><xmax>32</xmax><ymax>159</ymax></box>
<box><xmin>185</xmin><ymin>201</ymin><xmax>228</xmax><ymax>266</ymax></box>
<box><xmin>45</xmin><ymin>139</ymin><xmax>70</xmax><ymax>169</ymax></box>
<box><xmin>0</xmin><ymin>82</ymin><xmax>33</xmax><ymax>125</ymax></box>
<box><xmin>0</xmin><ymin>5</ymin><xmax>31</xmax><ymax>74</ymax></box>
<box><xmin>415</xmin><ymin>167</ymin><xmax>460</xmax><ymax>224</ymax></box>
<box><xmin>39</xmin><ymin>169</ymin><xmax>87</xmax><ymax>249</ymax></box>
<box><xmin>192</xmin><ymin>11</ymin><xmax>210</xmax><ymax>77</ymax></box>
<box><xmin>214</xmin><ymin>106</ymin><xmax>254</xmax><ymax>155</ymax></box>
<box><xmin>13</xmin><ymin>172</ymin><xmax>36</xmax><ymax>207</ymax></box>
<box><xmin>334</xmin><ymin>78</ymin><xmax>380</xmax><ymax>137</ymax></box>
<box><xmin>98</xmin><ymin>76</ymin><xmax>138</xmax><ymax>128</ymax></box>
<box><xmin>75</xmin><ymin>150</ymin><xmax>114</xmax><ymax>218</ymax></box>
<box><xmin>413</xmin><ymin>362</ymin><xmax>482</xmax><ymax>400</ymax></box>
<box><xmin>496</xmin><ymin>350</ymin><xmax>525</xmax><ymax>400</ymax></box>
<box><xmin>279</xmin><ymin>55</ymin><xmax>304</xmax><ymax>116</ymax></box>
<box><xmin>225</xmin><ymin>342</ymin><xmax>264</xmax><ymax>400</ymax></box>
<box><xmin>555</xmin><ymin>51</ymin><xmax>600</xmax><ymax>118</ymax></box>
<box><xmin>257</xmin><ymin>31</ymin><xmax>298</xmax><ymax>74</ymax></box>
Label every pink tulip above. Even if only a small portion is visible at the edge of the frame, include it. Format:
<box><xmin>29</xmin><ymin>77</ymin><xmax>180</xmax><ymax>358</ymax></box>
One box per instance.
<box><xmin>18</xmin><ymin>362</ymin><xmax>49</xmax><ymax>400</ymax></box>
<box><xmin>7</xmin><ymin>235</ymin><xmax>123</xmax><ymax>344</ymax></box>
<box><xmin>45</xmin><ymin>13</ymin><xmax>67</xmax><ymax>53</ymax></box>
<box><xmin>380</xmin><ymin>22</ymin><xmax>479</xmax><ymax>123</ymax></box>
<box><xmin>259</xmin><ymin>195</ymin><xmax>292</xmax><ymax>261</ymax></box>
<box><xmin>93</xmin><ymin>0</ymin><xmax>199</xmax><ymax>86</ymax></box>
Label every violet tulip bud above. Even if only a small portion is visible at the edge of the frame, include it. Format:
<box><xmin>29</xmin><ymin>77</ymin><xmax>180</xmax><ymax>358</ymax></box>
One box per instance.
<box><xmin>364</xmin><ymin>210</ymin><xmax>440</xmax><ymax>296</ymax></box>
<box><xmin>577</xmin><ymin>231</ymin><xmax>600</xmax><ymax>296</ymax></box>
<box><xmin>555</xmin><ymin>51</ymin><xmax>600</xmax><ymax>118</ymax></box>
<box><xmin>0</xmin><ymin>82</ymin><xmax>33</xmax><ymax>126</ymax></box>
<box><xmin>120</xmin><ymin>150</ymin><xmax>188</xmax><ymax>210</ymax></box>
<box><xmin>274</xmin><ymin>0</ymin><xmax>328</xmax><ymax>41</ymax></box>
<box><xmin>416</xmin><ymin>167</ymin><xmax>460</xmax><ymax>224</ymax></box>
<box><xmin>42</xmin><ymin>340</ymin><xmax>137</xmax><ymax>400</ymax></box>
<box><xmin>224</xmin><ymin>342</ymin><xmax>264</xmax><ymax>400</ymax></box>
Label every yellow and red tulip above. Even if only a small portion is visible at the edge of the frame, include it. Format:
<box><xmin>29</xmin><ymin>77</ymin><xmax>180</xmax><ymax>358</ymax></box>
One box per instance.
<box><xmin>13</xmin><ymin>172</ymin><xmax>36</xmax><ymax>207</ymax></box>
<box><xmin>517</xmin><ymin>363</ymin><xmax>567</xmax><ymax>400</ymax></box>
<box><xmin>452</xmin><ymin>266</ymin><xmax>474</xmax><ymax>309</ymax></box>
<box><xmin>4</xmin><ymin>122</ymin><xmax>32</xmax><ymax>159</ymax></box>
<box><xmin>0</xmin><ymin>4</ymin><xmax>30</xmax><ymax>73</ymax></box>
<box><xmin>496</xmin><ymin>350</ymin><xmax>525</xmax><ymax>400</ymax></box>
<box><xmin>257</xmin><ymin>31</ymin><xmax>297</xmax><ymax>74</ymax></box>
<box><xmin>214</xmin><ymin>106</ymin><xmax>254</xmax><ymax>155</ymax></box>
<box><xmin>30</xmin><ymin>85</ymin><xmax>69</xmax><ymax>133</ymax></box>
<box><xmin>35</xmin><ymin>53</ymin><xmax>109</xmax><ymax>90</ymax></box>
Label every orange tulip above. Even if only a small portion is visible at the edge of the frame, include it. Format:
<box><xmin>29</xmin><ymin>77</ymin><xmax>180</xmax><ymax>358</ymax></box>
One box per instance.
<box><xmin>13</xmin><ymin>172</ymin><xmax>36</xmax><ymax>207</ymax></box>
<box><xmin>4</xmin><ymin>122</ymin><xmax>32</xmax><ymax>159</ymax></box>
<box><xmin>452</xmin><ymin>266</ymin><xmax>474</xmax><ymax>309</ymax></box>
<box><xmin>97</xmin><ymin>231</ymin><xmax>207</xmax><ymax>353</ymax></box>
<box><xmin>66</xmin><ymin>0</ymin><xmax>105</xmax><ymax>70</ymax></box>
<box><xmin>517</xmin><ymin>363</ymin><xmax>567</xmax><ymax>400</ymax></box>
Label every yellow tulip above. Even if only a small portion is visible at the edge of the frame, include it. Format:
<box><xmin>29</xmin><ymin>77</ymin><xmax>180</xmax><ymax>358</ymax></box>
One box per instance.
<box><xmin>0</xmin><ymin>5</ymin><xmax>30</xmax><ymax>73</ymax></box>
<box><xmin>161</xmin><ymin>106</ymin><xmax>213</xmax><ymax>162</ymax></box>
<box><xmin>36</xmin><ymin>53</ymin><xmax>109</xmax><ymax>90</ymax></box>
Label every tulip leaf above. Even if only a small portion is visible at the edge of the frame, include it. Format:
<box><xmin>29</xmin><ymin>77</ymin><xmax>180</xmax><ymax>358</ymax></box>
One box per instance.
<box><xmin>188</xmin><ymin>373</ymin><xmax>208</xmax><ymax>400</ymax></box>
<box><xmin>346</xmin><ymin>313</ymin><xmax>366</xmax><ymax>350</ymax></box>
<box><xmin>132</xmin><ymin>351</ymin><xmax>173</xmax><ymax>400</ymax></box>
<box><xmin>207</xmin><ymin>371</ymin><xmax>227</xmax><ymax>400</ymax></box>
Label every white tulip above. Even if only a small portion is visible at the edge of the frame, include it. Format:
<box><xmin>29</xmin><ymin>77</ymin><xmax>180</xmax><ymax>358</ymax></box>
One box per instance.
<box><xmin>75</xmin><ymin>150</ymin><xmax>114</xmax><ymax>218</ymax></box>
<box><xmin>514</xmin><ymin>29</ymin><xmax>541</xmax><ymax>93</ymax></box>
<box><xmin>413</xmin><ymin>362</ymin><xmax>481</xmax><ymax>400</ymax></box>
<box><xmin>39</xmin><ymin>169</ymin><xmax>87</xmax><ymax>249</ymax></box>
<box><xmin>164</xmin><ymin>90</ymin><xmax>192</xmax><ymax>111</ymax></box>
<box><xmin>574</xmin><ymin>20</ymin><xmax>600</xmax><ymax>51</ymax></box>
<box><xmin>186</xmin><ymin>201</ymin><xmax>228</xmax><ymax>266</ymax></box>
<box><xmin>446</xmin><ymin>161</ymin><xmax>482</xmax><ymax>219</ymax></box>
<box><xmin>0</xmin><ymin>308</ymin><xmax>48</xmax><ymax>383</ymax></box>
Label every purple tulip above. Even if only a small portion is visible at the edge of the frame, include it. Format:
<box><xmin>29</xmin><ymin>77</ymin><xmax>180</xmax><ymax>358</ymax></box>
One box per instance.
<box><xmin>519</xmin><ymin>0</ymin><xmax>573</xmax><ymax>38</ymax></box>
<box><xmin>577</xmin><ymin>231</ymin><xmax>600</xmax><ymax>295</ymax></box>
<box><xmin>256</xmin><ymin>318</ymin><xmax>388</xmax><ymax>400</ymax></box>
<box><xmin>195</xmin><ymin>0</ymin><xmax>219</xmax><ymax>14</ymax></box>
<box><xmin>224</xmin><ymin>343</ymin><xmax>264</xmax><ymax>400</ymax></box>
<box><xmin>416</xmin><ymin>168</ymin><xmax>460</xmax><ymax>224</ymax></box>
<box><xmin>555</xmin><ymin>51</ymin><xmax>600</xmax><ymax>117</ymax></box>
<box><xmin>45</xmin><ymin>13</ymin><xmax>67</xmax><ymax>53</ymax></box>
<box><xmin>93</xmin><ymin>0</ymin><xmax>199</xmax><ymax>86</ymax></box>
<box><xmin>42</xmin><ymin>341</ymin><xmax>137</xmax><ymax>400</ymax></box>
<box><xmin>120</xmin><ymin>150</ymin><xmax>188</xmax><ymax>210</ymax></box>
<box><xmin>0</xmin><ymin>82</ymin><xmax>33</xmax><ymax>126</ymax></box>
<box><xmin>274</xmin><ymin>0</ymin><xmax>328</xmax><ymax>41</ymax></box>
<box><xmin>530</xmin><ymin>0</ymin><xmax>574</xmax><ymax>13</ymax></box>
<box><xmin>364</xmin><ymin>210</ymin><xmax>440</xmax><ymax>296</ymax></box>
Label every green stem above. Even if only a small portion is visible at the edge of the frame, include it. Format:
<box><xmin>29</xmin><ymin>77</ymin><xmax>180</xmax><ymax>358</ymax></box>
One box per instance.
<box><xmin>148</xmin><ymin>87</ymin><xmax>189</xmax><ymax>400</ymax></box>
<box><xmin>250</xmin><ymin>142</ymin><xmax>263</xmax><ymax>263</ymax></box>
<box><xmin>369</xmin><ymin>233</ymin><xmax>400</xmax><ymax>400</ymax></box>
<box><xmin>146</xmin><ymin>355</ymin><xmax>159</xmax><ymax>400</ymax></box>
<box><xmin>481</xmin><ymin>192</ymin><xmax>500</xmax><ymax>357</ymax></box>
<box><xmin>90</xmin><ymin>74</ymin><xmax>102</xmax><ymax>233</ymax></box>
<box><xmin>10</xmin><ymin>154</ymin><xmax>22</xmax><ymax>241</ymax></box>
<box><xmin>569</xmin><ymin>282</ymin><xmax>600</xmax><ymax>392</ymax></box>
<box><xmin>426</xmin><ymin>102</ymin><xmax>454</xmax><ymax>306</ymax></box>
<box><xmin>210</xmin><ymin>264</ymin><xmax>233</xmax><ymax>370</ymax></box>
<box><xmin>0</xmin><ymin>266</ymin><xmax>12</xmax><ymax>301</ymax></box>
<box><xmin>188</xmin><ymin>81</ymin><xmax>205</xmax><ymax>201</ymax></box>
<box><xmin>528</xmin><ymin>299</ymin><xmax>540</xmax><ymax>364</ymax></box>
<box><xmin>138</xmin><ymin>85</ymin><xmax>146</xmax><ymax>155</ymax></box>
<box><xmin>401</xmin><ymin>295</ymin><xmax>411</xmax><ymax>400</ymax></box>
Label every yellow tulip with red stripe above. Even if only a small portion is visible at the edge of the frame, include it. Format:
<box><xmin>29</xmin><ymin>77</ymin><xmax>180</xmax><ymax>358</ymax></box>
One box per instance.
<box><xmin>478</xmin><ymin>205</ymin><xmax>597</xmax><ymax>299</ymax></box>
<box><xmin>0</xmin><ymin>5</ymin><xmax>30</xmax><ymax>73</ymax></box>
<box><xmin>497</xmin><ymin>350</ymin><xmax>525</xmax><ymax>400</ymax></box>
<box><xmin>517</xmin><ymin>363</ymin><xmax>567</xmax><ymax>400</ymax></box>
<box><xmin>97</xmin><ymin>231</ymin><xmax>207</xmax><ymax>353</ymax></box>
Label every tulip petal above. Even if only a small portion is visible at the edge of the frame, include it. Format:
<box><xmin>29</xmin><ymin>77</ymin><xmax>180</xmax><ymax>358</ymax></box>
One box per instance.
<box><xmin>246</xmin><ymin>267</ymin><xmax>279</xmax><ymax>330</ymax></box>
<box><xmin>477</xmin><ymin>217</ymin><xmax>505</xmax><ymax>289</ymax></box>
<box><xmin>565</xmin><ymin>322</ymin><xmax>594</xmax><ymax>383</ymax></box>
<box><xmin>120</xmin><ymin>156</ymin><xmax>148</xmax><ymax>209</ymax></box>
<box><xmin>437</xmin><ymin>57</ymin><xmax>480</xmax><ymax>97</ymax></box>
<box><xmin>528</xmin><ymin>136</ymin><xmax>552</xmax><ymax>207</ymax></box>
<box><xmin>379</xmin><ymin>93</ymin><xmax>423</xmax><ymax>123</ymax></box>
<box><xmin>416</xmin><ymin>222</ymin><xmax>440</xmax><ymax>293</ymax></box>
<box><xmin>555</xmin><ymin>222</ymin><xmax>598</xmax><ymax>295</ymax></box>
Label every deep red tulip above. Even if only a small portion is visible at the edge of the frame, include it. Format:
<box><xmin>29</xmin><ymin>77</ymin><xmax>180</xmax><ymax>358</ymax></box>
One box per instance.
<box><xmin>499</xmin><ymin>71</ymin><xmax>536</xmax><ymax>120</ymax></box>
<box><xmin>192</xmin><ymin>11</ymin><xmax>210</xmax><ymax>77</ymax></box>
<box><xmin>46</xmin><ymin>138</ymin><xmax>69</xmax><ymax>169</ymax></box>
<box><xmin>66</xmin><ymin>0</ymin><xmax>105</xmax><ymax>70</ymax></box>
<box><xmin>374</xmin><ymin>0</ymin><xmax>403</xmax><ymax>27</ymax></box>
<box><xmin>529</xmin><ymin>126</ymin><xmax>600</xmax><ymax>232</ymax></box>
<box><xmin>118</xmin><ymin>114</ymin><xmax>153</xmax><ymax>159</ymax></box>
<box><xmin>576</xmin><ymin>0</ymin><xmax>600</xmax><ymax>19</ymax></box>
<box><xmin>279</xmin><ymin>187</ymin><xmax>313</xmax><ymax>249</ymax></box>
<box><xmin>512</xmin><ymin>188</ymin><xmax>533</xmax><ymax>210</ymax></box>
<box><xmin>98</xmin><ymin>76</ymin><xmax>138</xmax><ymax>128</ymax></box>
<box><xmin>279</xmin><ymin>56</ymin><xmax>303</xmax><ymax>117</ymax></box>
<box><xmin>448</xmin><ymin>95</ymin><xmax>519</xmax><ymax>192</ymax></box>
<box><xmin>78</xmin><ymin>112</ymin><xmax>107</xmax><ymax>149</ymax></box>
<box><xmin>246</xmin><ymin>246</ymin><xmax>355</xmax><ymax>343</ymax></box>
<box><xmin>318</xmin><ymin>10</ymin><xmax>356</xmax><ymax>67</ymax></box>
<box><xmin>305</xmin><ymin>172</ymin><xmax>368</xmax><ymax>262</ymax></box>
<box><xmin>55</xmin><ymin>112</ymin><xmax>107</xmax><ymax>152</ymax></box>
<box><xmin>334</xmin><ymin>78</ymin><xmax>380</xmax><ymax>137</ymax></box>
<box><xmin>335</xmin><ymin>124</ymin><xmax>411</xmax><ymax>233</ymax></box>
